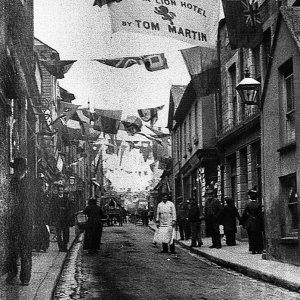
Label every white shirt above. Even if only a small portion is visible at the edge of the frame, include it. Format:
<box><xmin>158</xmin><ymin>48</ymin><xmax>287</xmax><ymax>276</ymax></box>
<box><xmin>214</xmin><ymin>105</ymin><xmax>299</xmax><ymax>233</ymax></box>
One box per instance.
<box><xmin>156</xmin><ymin>201</ymin><xmax>176</xmax><ymax>227</ymax></box>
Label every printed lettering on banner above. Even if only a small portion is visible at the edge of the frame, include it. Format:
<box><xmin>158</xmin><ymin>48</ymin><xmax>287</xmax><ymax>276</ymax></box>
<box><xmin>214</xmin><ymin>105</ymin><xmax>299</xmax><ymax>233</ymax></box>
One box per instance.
<box><xmin>108</xmin><ymin>0</ymin><xmax>222</xmax><ymax>46</ymax></box>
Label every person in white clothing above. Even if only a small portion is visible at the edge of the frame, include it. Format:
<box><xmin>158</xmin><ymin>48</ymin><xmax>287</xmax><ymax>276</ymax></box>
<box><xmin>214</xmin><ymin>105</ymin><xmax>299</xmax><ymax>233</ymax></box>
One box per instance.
<box><xmin>155</xmin><ymin>195</ymin><xmax>177</xmax><ymax>254</ymax></box>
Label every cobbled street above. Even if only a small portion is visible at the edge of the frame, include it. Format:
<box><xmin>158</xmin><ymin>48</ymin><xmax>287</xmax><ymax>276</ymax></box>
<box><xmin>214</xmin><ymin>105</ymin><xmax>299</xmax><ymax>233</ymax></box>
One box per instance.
<box><xmin>53</xmin><ymin>224</ymin><xmax>300</xmax><ymax>300</ymax></box>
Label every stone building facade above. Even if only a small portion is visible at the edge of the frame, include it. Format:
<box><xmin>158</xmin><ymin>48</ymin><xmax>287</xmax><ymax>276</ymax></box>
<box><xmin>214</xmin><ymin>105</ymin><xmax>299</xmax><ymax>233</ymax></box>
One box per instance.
<box><xmin>261</xmin><ymin>6</ymin><xmax>300</xmax><ymax>266</ymax></box>
<box><xmin>216</xmin><ymin>0</ymin><xmax>279</xmax><ymax>239</ymax></box>
<box><xmin>168</xmin><ymin>82</ymin><xmax>219</xmax><ymax>214</ymax></box>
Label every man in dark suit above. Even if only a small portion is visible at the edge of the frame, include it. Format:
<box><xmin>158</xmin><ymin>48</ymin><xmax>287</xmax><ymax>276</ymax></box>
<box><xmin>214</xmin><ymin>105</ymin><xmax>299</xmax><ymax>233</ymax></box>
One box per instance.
<box><xmin>6</xmin><ymin>157</ymin><xmax>32</xmax><ymax>286</ymax></box>
<box><xmin>51</xmin><ymin>185</ymin><xmax>74</xmax><ymax>252</ymax></box>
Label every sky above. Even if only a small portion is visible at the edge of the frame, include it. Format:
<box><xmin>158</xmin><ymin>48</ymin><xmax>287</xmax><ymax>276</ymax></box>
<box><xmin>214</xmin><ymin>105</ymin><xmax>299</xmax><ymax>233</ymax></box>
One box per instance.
<box><xmin>33</xmin><ymin>0</ymin><xmax>194</xmax><ymax>191</ymax></box>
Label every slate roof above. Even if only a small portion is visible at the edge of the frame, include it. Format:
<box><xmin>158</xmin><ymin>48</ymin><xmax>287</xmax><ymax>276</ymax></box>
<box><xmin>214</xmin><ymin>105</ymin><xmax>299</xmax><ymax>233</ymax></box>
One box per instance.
<box><xmin>281</xmin><ymin>6</ymin><xmax>300</xmax><ymax>50</ymax></box>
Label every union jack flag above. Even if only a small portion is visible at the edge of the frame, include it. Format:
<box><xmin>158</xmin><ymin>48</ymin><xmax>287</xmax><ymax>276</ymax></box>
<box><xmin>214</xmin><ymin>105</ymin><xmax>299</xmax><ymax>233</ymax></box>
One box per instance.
<box><xmin>242</xmin><ymin>0</ymin><xmax>261</xmax><ymax>27</ymax></box>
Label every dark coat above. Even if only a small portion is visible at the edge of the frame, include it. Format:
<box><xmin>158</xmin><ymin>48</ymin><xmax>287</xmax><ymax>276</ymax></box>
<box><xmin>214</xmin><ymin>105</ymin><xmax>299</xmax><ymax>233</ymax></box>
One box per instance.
<box><xmin>241</xmin><ymin>201</ymin><xmax>263</xmax><ymax>232</ymax></box>
<box><xmin>83</xmin><ymin>203</ymin><xmax>105</xmax><ymax>250</ymax></box>
<box><xmin>204</xmin><ymin>197</ymin><xmax>222</xmax><ymax>236</ymax></box>
<box><xmin>188</xmin><ymin>204</ymin><xmax>200</xmax><ymax>223</ymax></box>
<box><xmin>9</xmin><ymin>176</ymin><xmax>33</xmax><ymax>243</ymax></box>
<box><xmin>51</xmin><ymin>194</ymin><xmax>74</xmax><ymax>228</ymax></box>
<box><xmin>177</xmin><ymin>203</ymin><xmax>189</xmax><ymax>221</ymax></box>
<box><xmin>220</xmin><ymin>204</ymin><xmax>240</xmax><ymax>234</ymax></box>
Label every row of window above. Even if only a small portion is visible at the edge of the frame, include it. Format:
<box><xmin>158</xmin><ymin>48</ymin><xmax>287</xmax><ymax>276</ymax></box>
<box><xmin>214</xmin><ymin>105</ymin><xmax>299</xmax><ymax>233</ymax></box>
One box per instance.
<box><xmin>175</xmin><ymin>102</ymin><xmax>198</xmax><ymax>161</ymax></box>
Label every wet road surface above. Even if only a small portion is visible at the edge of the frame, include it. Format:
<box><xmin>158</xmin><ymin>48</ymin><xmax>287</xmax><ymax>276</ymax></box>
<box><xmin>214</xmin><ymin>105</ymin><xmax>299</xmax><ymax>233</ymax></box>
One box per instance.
<box><xmin>54</xmin><ymin>223</ymin><xmax>300</xmax><ymax>299</ymax></box>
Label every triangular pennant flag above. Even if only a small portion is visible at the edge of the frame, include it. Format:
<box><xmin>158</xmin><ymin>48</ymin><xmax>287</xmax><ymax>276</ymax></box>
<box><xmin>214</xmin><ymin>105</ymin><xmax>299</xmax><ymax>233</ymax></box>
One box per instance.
<box><xmin>137</xmin><ymin>105</ymin><xmax>164</xmax><ymax>127</ymax></box>
<box><xmin>94</xmin><ymin>109</ymin><xmax>122</xmax><ymax>134</ymax></box>
<box><xmin>180</xmin><ymin>46</ymin><xmax>219</xmax><ymax>96</ymax></box>
<box><xmin>121</xmin><ymin>115</ymin><xmax>142</xmax><ymax>136</ymax></box>
<box><xmin>41</xmin><ymin>60</ymin><xmax>76</xmax><ymax>79</ymax></box>
<box><xmin>55</xmin><ymin>101</ymin><xmax>80</xmax><ymax>125</ymax></box>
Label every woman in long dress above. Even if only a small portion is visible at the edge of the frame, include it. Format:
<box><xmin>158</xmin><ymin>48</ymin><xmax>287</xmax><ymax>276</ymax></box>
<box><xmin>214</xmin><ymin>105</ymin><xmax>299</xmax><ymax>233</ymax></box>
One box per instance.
<box><xmin>83</xmin><ymin>198</ymin><xmax>105</xmax><ymax>254</ymax></box>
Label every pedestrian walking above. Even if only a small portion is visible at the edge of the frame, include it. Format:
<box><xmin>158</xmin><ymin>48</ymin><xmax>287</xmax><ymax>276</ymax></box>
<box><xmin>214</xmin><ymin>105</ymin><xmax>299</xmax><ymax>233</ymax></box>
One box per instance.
<box><xmin>204</xmin><ymin>187</ymin><xmax>222</xmax><ymax>249</ymax></box>
<box><xmin>83</xmin><ymin>197</ymin><xmax>106</xmax><ymax>254</ymax></box>
<box><xmin>6</xmin><ymin>157</ymin><xmax>33</xmax><ymax>286</ymax></box>
<box><xmin>240</xmin><ymin>187</ymin><xmax>264</xmax><ymax>254</ymax></box>
<box><xmin>177</xmin><ymin>200</ymin><xmax>190</xmax><ymax>241</ymax></box>
<box><xmin>155</xmin><ymin>194</ymin><xmax>177</xmax><ymax>254</ymax></box>
<box><xmin>33</xmin><ymin>181</ymin><xmax>51</xmax><ymax>252</ymax></box>
<box><xmin>188</xmin><ymin>199</ymin><xmax>203</xmax><ymax>247</ymax></box>
<box><xmin>220</xmin><ymin>197</ymin><xmax>241</xmax><ymax>246</ymax></box>
<box><xmin>50</xmin><ymin>185</ymin><xmax>74</xmax><ymax>252</ymax></box>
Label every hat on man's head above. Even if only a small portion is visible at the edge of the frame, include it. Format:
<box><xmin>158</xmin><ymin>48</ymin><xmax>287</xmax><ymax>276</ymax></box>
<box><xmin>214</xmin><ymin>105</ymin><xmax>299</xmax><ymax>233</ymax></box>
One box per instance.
<box><xmin>248</xmin><ymin>186</ymin><xmax>259</xmax><ymax>199</ymax></box>
<box><xmin>248</xmin><ymin>186</ymin><xmax>258</xmax><ymax>195</ymax></box>
<box><xmin>205</xmin><ymin>186</ymin><xmax>214</xmax><ymax>196</ymax></box>
<box><xmin>10</xmin><ymin>157</ymin><xmax>27</xmax><ymax>170</ymax></box>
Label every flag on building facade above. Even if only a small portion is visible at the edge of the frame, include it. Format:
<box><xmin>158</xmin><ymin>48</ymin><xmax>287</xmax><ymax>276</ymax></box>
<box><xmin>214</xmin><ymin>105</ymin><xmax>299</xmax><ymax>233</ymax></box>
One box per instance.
<box><xmin>107</xmin><ymin>0</ymin><xmax>222</xmax><ymax>46</ymax></box>
<box><xmin>222</xmin><ymin>0</ymin><xmax>263</xmax><ymax>49</ymax></box>
<box><xmin>180</xmin><ymin>46</ymin><xmax>219</xmax><ymax>96</ymax></box>
<box><xmin>93</xmin><ymin>109</ymin><xmax>122</xmax><ymax>134</ymax></box>
<box><xmin>138</xmin><ymin>105</ymin><xmax>164</xmax><ymax>126</ymax></box>
<box><xmin>95</xmin><ymin>53</ymin><xmax>168</xmax><ymax>72</ymax></box>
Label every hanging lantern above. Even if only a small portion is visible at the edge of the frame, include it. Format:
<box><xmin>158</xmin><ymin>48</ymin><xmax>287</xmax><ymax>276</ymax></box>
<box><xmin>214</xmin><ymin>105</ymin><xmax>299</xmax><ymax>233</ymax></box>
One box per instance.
<box><xmin>236</xmin><ymin>69</ymin><xmax>261</xmax><ymax>105</ymax></box>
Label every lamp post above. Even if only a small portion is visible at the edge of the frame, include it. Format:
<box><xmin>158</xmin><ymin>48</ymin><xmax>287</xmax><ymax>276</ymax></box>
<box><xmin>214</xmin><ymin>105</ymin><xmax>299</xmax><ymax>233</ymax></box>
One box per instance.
<box><xmin>236</xmin><ymin>69</ymin><xmax>261</xmax><ymax>106</ymax></box>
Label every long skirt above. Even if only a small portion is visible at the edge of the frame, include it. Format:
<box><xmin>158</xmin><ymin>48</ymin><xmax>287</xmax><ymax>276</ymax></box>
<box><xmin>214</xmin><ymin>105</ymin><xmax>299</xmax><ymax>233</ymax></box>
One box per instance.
<box><xmin>83</xmin><ymin>221</ymin><xmax>103</xmax><ymax>250</ymax></box>
<box><xmin>247</xmin><ymin>230</ymin><xmax>263</xmax><ymax>252</ymax></box>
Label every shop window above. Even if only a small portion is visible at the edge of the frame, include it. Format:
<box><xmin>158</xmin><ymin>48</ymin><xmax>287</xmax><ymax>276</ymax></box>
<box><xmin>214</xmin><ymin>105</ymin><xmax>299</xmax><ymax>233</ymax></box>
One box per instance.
<box><xmin>280</xmin><ymin>173</ymin><xmax>298</xmax><ymax>235</ymax></box>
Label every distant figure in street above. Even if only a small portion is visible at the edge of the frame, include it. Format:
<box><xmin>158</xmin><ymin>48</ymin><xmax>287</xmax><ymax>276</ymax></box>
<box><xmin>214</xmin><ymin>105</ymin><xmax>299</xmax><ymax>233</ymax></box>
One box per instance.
<box><xmin>156</xmin><ymin>194</ymin><xmax>177</xmax><ymax>254</ymax></box>
<box><xmin>50</xmin><ymin>185</ymin><xmax>74</xmax><ymax>252</ymax></box>
<box><xmin>177</xmin><ymin>201</ymin><xmax>190</xmax><ymax>241</ymax></box>
<box><xmin>241</xmin><ymin>187</ymin><xmax>264</xmax><ymax>254</ymax></box>
<box><xmin>204</xmin><ymin>187</ymin><xmax>222</xmax><ymax>249</ymax></box>
<box><xmin>188</xmin><ymin>199</ymin><xmax>203</xmax><ymax>248</ymax></box>
<box><xmin>220</xmin><ymin>197</ymin><xmax>241</xmax><ymax>246</ymax></box>
<box><xmin>6</xmin><ymin>157</ymin><xmax>32</xmax><ymax>286</ymax></box>
<box><xmin>83</xmin><ymin>198</ymin><xmax>106</xmax><ymax>254</ymax></box>
<box><xmin>33</xmin><ymin>180</ymin><xmax>50</xmax><ymax>252</ymax></box>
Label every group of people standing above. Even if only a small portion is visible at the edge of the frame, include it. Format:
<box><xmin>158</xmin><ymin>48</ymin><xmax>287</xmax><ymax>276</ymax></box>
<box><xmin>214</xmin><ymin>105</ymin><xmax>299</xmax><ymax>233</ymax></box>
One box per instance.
<box><xmin>154</xmin><ymin>186</ymin><xmax>264</xmax><ymax>256</ymax></box>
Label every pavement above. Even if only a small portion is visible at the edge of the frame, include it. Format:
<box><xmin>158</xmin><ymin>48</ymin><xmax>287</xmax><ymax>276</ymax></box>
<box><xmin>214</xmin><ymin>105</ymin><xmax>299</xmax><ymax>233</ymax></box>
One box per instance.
<box><xmin>1</xmin><ymin>223</ymin><xmax>300</xmax><ymax>300</ymax></box>
<box><xmin>149</xmin><ymin>221</ymin><xmax>300</xmax><ymax>293</ymax></box>
<box><xmin>0</xmin><ymin>226</ymin><xmax>79</xmax><ymax>300</ymax></box>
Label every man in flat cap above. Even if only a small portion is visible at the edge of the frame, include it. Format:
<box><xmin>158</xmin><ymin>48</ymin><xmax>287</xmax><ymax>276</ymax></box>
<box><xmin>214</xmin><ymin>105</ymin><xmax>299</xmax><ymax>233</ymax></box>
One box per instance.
<box><xmin>6</xmin><ymin>157</ymin><xmax>32</xmax><ymax>286</ymax></box>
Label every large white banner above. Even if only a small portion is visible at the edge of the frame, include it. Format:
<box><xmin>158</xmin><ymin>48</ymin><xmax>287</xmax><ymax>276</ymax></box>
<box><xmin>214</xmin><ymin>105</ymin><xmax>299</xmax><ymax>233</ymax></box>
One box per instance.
<box><xmin>108</xmin><ymin>0</ymin><xmax>222</xmax><ymax>46</ymax></box>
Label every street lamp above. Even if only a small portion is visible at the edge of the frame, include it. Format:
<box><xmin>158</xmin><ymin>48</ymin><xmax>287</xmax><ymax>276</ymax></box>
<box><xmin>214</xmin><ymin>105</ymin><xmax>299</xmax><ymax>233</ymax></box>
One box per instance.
<box><xmin>236</xmin><ymin>69</ymin><xmax>261</xmax><ymax>106</ymax></box>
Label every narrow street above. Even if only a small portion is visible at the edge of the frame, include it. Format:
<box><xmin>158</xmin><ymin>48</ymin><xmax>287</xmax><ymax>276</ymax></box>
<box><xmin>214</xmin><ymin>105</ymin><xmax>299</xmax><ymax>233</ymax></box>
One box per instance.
<box><xmin>54</xmin><ymin>224</ymin><xmax>300</xmax><ymax>300</ymax></box>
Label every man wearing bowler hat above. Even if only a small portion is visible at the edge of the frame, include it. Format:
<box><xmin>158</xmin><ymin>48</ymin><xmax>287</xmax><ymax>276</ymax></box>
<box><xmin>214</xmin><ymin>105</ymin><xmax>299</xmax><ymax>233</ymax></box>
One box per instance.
<box><xmin>6</xmin><ymin>157</ymin><xmax>32</xmax><ymax>286</ymax></box>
